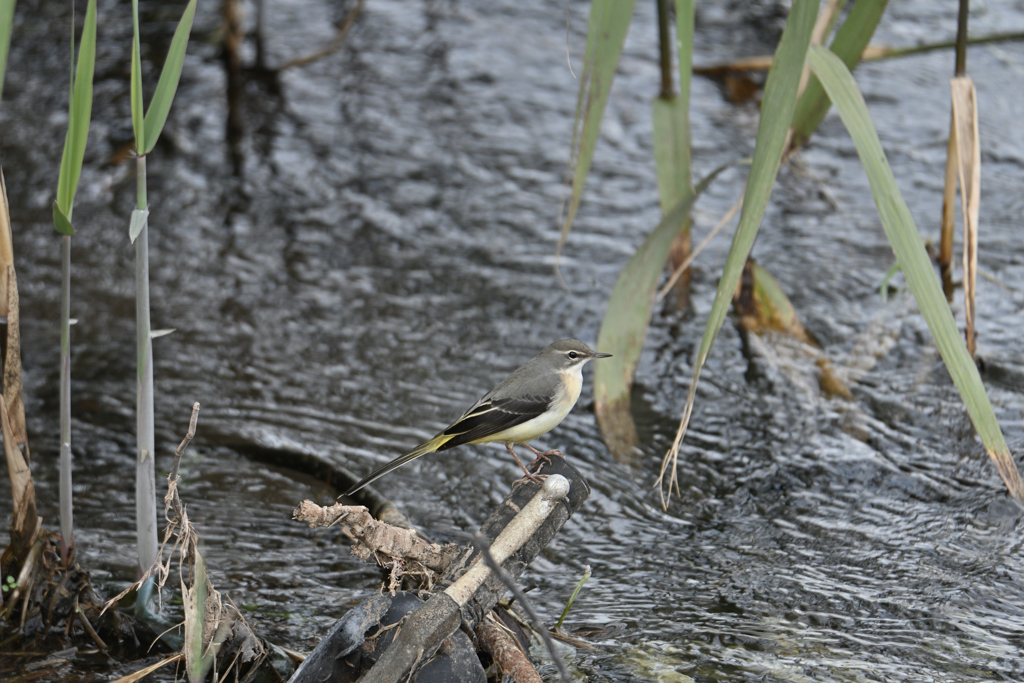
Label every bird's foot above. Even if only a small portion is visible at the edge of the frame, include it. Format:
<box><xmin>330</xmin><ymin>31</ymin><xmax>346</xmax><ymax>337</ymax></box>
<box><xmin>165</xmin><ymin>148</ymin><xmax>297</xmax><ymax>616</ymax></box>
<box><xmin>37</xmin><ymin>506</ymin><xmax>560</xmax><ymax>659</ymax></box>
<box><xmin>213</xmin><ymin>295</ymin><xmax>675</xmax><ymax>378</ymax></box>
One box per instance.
<box><xmin>525</xmin><ymin>454</ymin><xmax>552</xmax><ymax>472</ymax></box>
<box><xmin>513</xmin><ymin>472</ymin><xmax>549</xmax><ymax>487</ymax></box>
<box><xmin>507</xmin><ymin>443</ymin><xmax>552</xmax><ymax>484</ymax></box>
<box><xmin>523</xmin><ymin>443</ymin><xmax>566</xmax><ymax>467</ymax></box>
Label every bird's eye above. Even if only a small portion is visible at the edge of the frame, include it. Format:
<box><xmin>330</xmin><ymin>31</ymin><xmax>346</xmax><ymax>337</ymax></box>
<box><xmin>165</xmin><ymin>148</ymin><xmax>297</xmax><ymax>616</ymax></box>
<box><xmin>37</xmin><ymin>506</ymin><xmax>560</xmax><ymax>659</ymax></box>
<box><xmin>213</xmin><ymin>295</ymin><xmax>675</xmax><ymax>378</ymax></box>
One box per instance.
<box><xmin>568</xmin><ymin>351</ymin><xmax>579</xmax><ymax>360</ymax></box>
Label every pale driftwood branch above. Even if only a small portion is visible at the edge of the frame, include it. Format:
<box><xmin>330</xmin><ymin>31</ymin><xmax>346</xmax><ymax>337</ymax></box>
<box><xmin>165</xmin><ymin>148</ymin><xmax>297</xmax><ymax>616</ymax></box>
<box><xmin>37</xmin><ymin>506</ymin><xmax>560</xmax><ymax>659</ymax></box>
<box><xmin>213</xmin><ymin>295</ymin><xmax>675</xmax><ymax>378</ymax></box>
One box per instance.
<box><xmin>293</xmin><ymin>501</ymin><xmax>457</xmax><ymax>579</ymax></box>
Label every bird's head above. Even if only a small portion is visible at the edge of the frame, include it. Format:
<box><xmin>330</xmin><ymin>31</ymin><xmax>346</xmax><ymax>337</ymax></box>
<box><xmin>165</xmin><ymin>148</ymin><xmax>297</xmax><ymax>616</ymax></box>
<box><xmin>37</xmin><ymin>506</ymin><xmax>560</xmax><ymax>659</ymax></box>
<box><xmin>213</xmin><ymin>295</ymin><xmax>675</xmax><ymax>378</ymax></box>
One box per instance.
<box><xmin>542</xmin><ymin>339</ymin><xmax>613</xmax><ymax>372</ymax></box>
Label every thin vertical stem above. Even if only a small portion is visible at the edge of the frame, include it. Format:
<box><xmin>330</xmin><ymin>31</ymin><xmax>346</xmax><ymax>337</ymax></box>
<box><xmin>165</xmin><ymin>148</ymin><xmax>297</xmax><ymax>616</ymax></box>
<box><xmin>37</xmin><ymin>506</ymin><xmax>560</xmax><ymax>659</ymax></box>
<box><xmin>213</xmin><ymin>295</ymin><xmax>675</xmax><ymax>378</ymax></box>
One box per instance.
<box><xmin>656</xmin><ymin>0</ymin><xmax>673</xmax><ymax>98</ymax></box>
<box><xmin>955</xmin><ymin>0</ymin><xmax>969</xmax><ymax>76</ymax></box>
<box><xmin>939</xmin><ymin>116</ymin><xmax>957</xmax><ymax>300</ymax></box>
<box><xmin>675</xmin><ymin>0</ymin><xmax>694</xmax><ymax>183</ymax></box>
<box><xmin>940</xmin><ymin>0</ymin><xmax>971</xmax><ymax>299</ymax></box>
<box><xmin>59</xmin><ymin>233</ymin><xmax>73</xmax><ymax>559</ymax></box>
<box><xmin>665</xmin><ymin>0</ymin><xmax>695</xmax><ymax>310</ymax></box>
<box><xmin>135</xmin><ymin>155</ymin><xmax>157</xmax><ymax>578</ymax></box>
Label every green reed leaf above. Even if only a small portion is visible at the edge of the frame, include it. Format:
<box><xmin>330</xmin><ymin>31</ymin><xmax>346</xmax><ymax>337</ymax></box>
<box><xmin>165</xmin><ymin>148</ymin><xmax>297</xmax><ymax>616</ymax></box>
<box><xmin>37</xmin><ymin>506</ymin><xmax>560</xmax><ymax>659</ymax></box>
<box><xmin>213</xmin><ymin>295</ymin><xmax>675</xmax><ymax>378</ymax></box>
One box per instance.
<box><xmin>131</xmin><ymin>0</ymin><xmax>145</xmax><ymax>153</ymax></box>
<box><xmin>807</xmin><ymin>44</ymin><xmax>1023</xmax><ymax>502</ymax></box>
<box><xmin>54</xmin><ymin>0</ymin><xmax>96</xmax><ymax>226</ymax></box>
<box><xmin>660</xmin><ymin>0</ymin><xmax>820</xmax><ymax>506</ymax></box>
<box><xmin>557</xmin><ymin>0</ymin><xmax>637</xmax><ymax>256</ymax></box>
<box><xmin>143</xmin><ymin>0</ymin><xmax>196</xmax><ymax>154</ymax></box>
<box><xmin>791</xmin><ymin>0</ymin><xmax>889</xmax><ymax>149</ymax></box>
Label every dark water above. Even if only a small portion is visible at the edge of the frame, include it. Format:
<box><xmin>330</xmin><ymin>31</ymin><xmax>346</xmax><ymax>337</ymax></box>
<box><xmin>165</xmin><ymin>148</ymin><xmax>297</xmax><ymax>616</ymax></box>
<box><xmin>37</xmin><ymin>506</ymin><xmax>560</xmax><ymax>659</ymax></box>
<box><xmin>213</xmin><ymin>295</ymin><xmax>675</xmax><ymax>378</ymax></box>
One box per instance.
<box><xmin>2</xmin><ymin>0</ymin><xmax>1024</xmax><ymax>680</ymax></box>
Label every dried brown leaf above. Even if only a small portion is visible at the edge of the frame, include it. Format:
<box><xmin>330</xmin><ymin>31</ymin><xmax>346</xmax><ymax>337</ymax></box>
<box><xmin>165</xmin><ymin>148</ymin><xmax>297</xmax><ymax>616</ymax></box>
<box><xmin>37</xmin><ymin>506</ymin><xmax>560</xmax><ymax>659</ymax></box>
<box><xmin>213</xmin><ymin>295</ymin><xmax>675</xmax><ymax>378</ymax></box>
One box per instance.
<box><xmin>4</xmin><ymin>265</ymin><xmax>28</xmax><ymax>453</ymax></box>
<box><xmin>1</xmin><ymin>394</ymin><xmax>37</xmax><ymax>554</ymax></box>
<box><xmin>950</xmin><ymin>76</ymin><xmax>980</xmax><ymax>357</ymax></box>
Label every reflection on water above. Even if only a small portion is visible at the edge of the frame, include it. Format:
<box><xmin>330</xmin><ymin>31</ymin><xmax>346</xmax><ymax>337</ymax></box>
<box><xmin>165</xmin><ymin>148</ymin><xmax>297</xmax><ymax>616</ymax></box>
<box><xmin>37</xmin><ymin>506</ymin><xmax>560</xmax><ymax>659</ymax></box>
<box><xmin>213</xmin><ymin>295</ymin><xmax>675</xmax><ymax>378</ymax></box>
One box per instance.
<box><xmin>1</xmin><ymin>0</ymin><xmax>1024</xmax><ymax>679</ymax></box>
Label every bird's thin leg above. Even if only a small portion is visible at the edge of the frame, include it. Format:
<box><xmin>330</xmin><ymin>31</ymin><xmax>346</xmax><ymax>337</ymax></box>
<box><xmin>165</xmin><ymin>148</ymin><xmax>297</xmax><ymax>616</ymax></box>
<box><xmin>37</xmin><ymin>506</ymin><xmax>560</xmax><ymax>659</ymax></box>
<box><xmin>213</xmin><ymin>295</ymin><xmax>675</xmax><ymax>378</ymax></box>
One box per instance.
<box><xmin>523</xmin><ymin>442</ymin><xmax>565</xmax><ymax>462</ymax></box>
<box><xmin>506</xmin><ymin>443</ymin><xmax>545</xmax><ymax>484</ymax></box>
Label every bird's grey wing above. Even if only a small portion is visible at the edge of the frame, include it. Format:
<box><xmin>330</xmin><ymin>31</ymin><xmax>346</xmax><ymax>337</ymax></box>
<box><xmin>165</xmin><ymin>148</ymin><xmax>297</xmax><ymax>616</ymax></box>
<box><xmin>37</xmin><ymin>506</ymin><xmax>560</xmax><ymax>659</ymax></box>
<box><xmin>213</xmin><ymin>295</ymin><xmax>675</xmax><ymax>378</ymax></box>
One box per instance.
<box><xmin>436</xmin><ymin>394</ymin><xmax>551</xmax><ymax>450</ymax></box>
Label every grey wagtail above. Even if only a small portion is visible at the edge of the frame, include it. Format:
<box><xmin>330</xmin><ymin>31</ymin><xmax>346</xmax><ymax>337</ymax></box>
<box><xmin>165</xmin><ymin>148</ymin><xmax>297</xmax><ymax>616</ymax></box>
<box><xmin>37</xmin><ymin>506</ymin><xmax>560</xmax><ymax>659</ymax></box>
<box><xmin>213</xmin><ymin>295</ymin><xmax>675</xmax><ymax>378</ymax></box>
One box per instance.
<box><xmin>341</xmin><ymin>339</ymin><xmax>611</xmax><ymax>497</ymax></box>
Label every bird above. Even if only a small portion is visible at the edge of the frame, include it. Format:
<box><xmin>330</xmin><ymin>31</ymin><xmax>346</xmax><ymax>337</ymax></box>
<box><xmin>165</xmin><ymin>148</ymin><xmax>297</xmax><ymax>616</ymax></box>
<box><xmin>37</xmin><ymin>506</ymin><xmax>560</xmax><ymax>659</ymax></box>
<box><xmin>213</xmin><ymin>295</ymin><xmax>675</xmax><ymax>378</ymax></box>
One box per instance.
<box><xmin>340</xmin><ymin>339</ymin><xmax>612</xmax><ymax>498</ymax></box>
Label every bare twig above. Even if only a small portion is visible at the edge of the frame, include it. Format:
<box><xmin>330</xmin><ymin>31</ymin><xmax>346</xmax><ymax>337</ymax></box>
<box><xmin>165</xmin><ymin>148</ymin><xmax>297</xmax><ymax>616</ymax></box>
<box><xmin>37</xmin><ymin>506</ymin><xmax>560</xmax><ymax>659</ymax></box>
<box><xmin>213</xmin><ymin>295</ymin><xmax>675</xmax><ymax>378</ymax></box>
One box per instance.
<box><xmin>74</xmin><ymin>592</ymin><xmax>109</xmax><ymax>650</ymax></box>
<box><xmin>656</xmin><ymin>193</ymin><xmax>743</xmax><ymax>303</ymax></box>
<box><xmin>167</xmin><ymin>402</ymin><xmax>200</xmax><ymax>519</ymax></box>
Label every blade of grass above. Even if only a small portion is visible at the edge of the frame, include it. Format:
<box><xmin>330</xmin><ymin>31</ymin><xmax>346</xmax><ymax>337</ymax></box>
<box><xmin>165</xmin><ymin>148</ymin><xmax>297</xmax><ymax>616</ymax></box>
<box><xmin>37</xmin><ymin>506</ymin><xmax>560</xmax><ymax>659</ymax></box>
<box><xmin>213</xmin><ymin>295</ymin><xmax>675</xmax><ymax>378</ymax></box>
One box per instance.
<box><xmin>653</xmin><ymin>95</ymin><xmax>692</xmax><ymax>310</ymax></box>
<box><xmin>806</xmin><ymin>44</ymin><xmax>1023</xmax><ymax>503</ymax></box>
<box><xmin>879</xmin><ymin>260</ymin><xmax>900</xmax><ymax>301</ymax></box>
<box><xmin>55</xmin><ymin>0</ymin><xmax>97</xmax><ymax>219</ymax></box>
<box><xmin>658</xmin><ymin>0</ymin><xmax>820</xmax><ymax>507</ymax></box>
<box><xmin>652</xmin><ymin>99</ymin><xmax>689</xmax><ymax>214</ymax></box>
<box><xmin>142</xmin><ymin>0</ymin><xmax>197</xmax><ymax>154</ymax></box>
<box><xmin>791</xmin><ymin>0</ymin><xmax>889</xmax><ymax>149</ymax></box>
<box><xmin>555</xmin><ymin>565</ymin><xmax>591</xmax><ymax>630</ymax></box>
<box><xmin>591</xmin><ymin>0</ymin><xmax>696</xmax><ymax>454</ymax></box>
<box><xmin>556</xmin><ymin>0</ymin><xmax>637</xmax><ymax>260</ymax></box>
<box><xmin>67</xmin><ymin>0</ymin><xmax>96</xmax><ymax>206</ymax></box>
<box><xmin>130</xmin><ymin>0</ymin><xmax>145</xmax><ymax>153</ymax></box>
<box><xmin>950</xmin><ymin>76</ymin><xmax>979</xmax><ymax>358</ymax></box>
<box><xmin>594</xmin><ymin>162</ymin><xmax>735</xmax><ymax>456</ymax></box>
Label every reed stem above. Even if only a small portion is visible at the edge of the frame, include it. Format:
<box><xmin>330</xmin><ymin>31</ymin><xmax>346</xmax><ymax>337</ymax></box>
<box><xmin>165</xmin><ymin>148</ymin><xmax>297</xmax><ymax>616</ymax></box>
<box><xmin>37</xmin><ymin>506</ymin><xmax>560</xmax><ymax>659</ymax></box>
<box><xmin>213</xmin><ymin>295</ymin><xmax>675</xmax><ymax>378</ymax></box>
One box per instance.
<box><xmin>59</xmin><ymin>233</ymin><xmax>73</xmax><ymax>559</ymax></box>
<box><xmin>135</xmin><ymin>155</ymin><xmax>158</xmax><ymax>578</ymax></box>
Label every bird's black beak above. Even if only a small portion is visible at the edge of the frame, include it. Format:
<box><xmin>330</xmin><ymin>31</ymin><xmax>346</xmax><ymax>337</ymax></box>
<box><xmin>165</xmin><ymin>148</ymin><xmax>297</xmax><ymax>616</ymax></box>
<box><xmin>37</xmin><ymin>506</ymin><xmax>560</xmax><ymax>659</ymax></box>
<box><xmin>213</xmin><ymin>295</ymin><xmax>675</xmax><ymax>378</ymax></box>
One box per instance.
<box><xmin>594</xmin><ymin>352</ymin><xmax>613</xmax><ymax>359</ymax></box>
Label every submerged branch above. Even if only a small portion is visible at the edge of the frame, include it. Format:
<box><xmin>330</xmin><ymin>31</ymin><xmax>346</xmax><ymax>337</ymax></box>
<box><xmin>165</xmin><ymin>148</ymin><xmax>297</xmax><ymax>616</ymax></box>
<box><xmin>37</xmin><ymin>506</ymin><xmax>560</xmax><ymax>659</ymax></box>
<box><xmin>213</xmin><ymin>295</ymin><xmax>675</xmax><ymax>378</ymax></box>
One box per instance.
<box><xmin>276</xmin><ymin>0</ymin><xmax>365</xmax><ymax>71</ymax></box>
<box><xmin>694</xmin><ymin>32</ymin><xmax>1024</xmax><ymax>76</ymax></box>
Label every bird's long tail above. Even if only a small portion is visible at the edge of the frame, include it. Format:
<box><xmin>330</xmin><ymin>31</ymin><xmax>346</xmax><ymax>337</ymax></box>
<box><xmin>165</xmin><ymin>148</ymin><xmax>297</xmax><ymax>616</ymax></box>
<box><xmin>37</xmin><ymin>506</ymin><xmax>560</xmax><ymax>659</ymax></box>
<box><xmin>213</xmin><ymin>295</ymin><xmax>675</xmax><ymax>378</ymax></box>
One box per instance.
<box><xmin>340</xmin><ymin>433</ymin><xmax>455</xmax><ymax>498</ymax></box>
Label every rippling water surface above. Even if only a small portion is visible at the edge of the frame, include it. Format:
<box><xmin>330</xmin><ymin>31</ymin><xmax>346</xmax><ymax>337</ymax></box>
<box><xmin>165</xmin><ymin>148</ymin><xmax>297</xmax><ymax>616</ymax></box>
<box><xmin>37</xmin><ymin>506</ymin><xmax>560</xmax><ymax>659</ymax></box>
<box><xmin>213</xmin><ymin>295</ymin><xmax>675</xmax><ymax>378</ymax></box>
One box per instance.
<box><xmin>2</xmin><ymin>0</ymin><xmax>1024</xmax><ymax>680</ymax></box>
